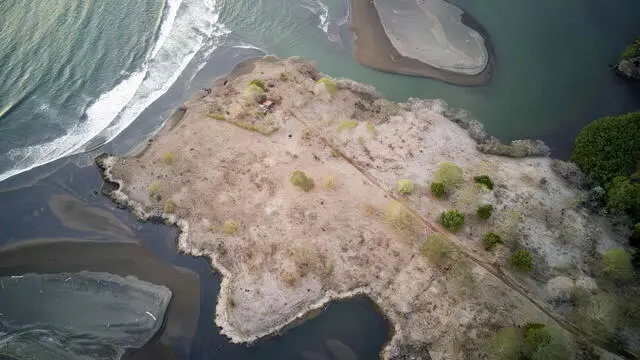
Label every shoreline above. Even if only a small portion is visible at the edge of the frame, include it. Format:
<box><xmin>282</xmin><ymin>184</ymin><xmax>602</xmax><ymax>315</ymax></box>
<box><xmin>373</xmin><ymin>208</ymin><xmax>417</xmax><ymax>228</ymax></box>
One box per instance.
<box><xmin>348</xmin><ymin>0</ymin><xmax>495</xmax><ymax>86</ymax></box>
<box><xmin>96</xmin><ymin>57</ymin><xmax>634</xmax><ymax>359</ymax></box>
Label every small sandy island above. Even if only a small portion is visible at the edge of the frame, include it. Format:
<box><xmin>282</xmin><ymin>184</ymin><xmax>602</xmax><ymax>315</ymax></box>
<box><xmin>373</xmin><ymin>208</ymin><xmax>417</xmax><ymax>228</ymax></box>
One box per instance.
<box><xmin>99</xmin><ymin>57</ymin><xmax>637</xmax><ymax>359</ymax></box>
<box><xmin>349</xmin><ymin>0</ymin><xmax>494</xmax><ymax>85</ymax></box>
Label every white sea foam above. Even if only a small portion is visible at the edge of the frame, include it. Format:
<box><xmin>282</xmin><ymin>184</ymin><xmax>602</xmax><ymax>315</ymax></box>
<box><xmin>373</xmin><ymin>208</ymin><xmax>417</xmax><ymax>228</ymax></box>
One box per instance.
<box><xmin>300</xmin><ymin>0</ymin><xmax>329</xmax><ymax>33</ymax></box>
<box><xmin>0</xmin><ymin>0</ymin><xmax>229</xmax><ymax>182</ymax></box>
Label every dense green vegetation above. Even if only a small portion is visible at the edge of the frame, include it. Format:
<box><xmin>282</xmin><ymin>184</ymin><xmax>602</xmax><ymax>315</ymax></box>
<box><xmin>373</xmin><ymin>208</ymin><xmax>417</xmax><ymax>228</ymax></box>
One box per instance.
<box><xmin>474</xmin><ymin>175</ymin><xmax>494</xmax><ymax>190</ymax></box>
<box><xmin>435</xmin><ymin>162</ymin><xmax>464</xmax><ymax>190</ymax></box>
<box><xmin>570</xmin><ymin>111</ymin><xmax>640</xmax><ymax>222</ymax></box>
<box><xmin>476</xmin><ymin>204</ymin><xmax>494</xmax><ymax>219</ymax></box>
<box><xmin>621</xmin><ymin>36</ymin><xmax>640</xmax><ymax>60</ymax></box>
<box><xmin>483</xmin><ymin>232</ymin><xmax>502</xmax><ymax>251</ymax></box>
<box><xmin>510</xmin><ymin>250</ymin><xmax>534</xmax><ymax>271</ymax></box>
<box><xmin>430</xmin><ymin>182</ymin><xmax>445</xmax><ymax>197</ymax></box>
<box><xmin>602</xmin><ymin>248</ymin><xmax>634</xmax><ymax>280</ymax></box>
<box><xmin>438</xmin><ymin>210</ymin><xmax>465</xmax><ymax>232</ymax></box>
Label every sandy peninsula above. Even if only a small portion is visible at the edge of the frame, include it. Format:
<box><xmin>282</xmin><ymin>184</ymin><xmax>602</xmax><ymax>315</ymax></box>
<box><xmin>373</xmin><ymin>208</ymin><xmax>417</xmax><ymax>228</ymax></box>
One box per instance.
<box><xmin>348</xmin><ymin>0</ymin><xmax>494</xmax><ymax>86</ymax></box>
<box><xmin>99</xmin><ymin>57</ymin><xmax>636</xmax><ymax>359</ymax></box>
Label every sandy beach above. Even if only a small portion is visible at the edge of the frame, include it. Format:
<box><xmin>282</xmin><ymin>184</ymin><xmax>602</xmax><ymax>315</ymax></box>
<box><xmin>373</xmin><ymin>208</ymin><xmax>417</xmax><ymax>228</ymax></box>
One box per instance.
<box><xmin>348</xmin><ymin>0</ymin><xmax>495</xmax><ymax>86</ymax></box>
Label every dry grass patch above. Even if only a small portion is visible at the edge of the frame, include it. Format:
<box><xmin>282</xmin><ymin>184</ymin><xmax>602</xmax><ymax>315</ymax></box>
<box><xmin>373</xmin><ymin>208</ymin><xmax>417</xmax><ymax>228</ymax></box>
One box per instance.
<box><xmin>337</xmin><ymin>119</ymin><xmax>358</xmax><ymax>132</ymax></box>
<box><xmin>384</xmin><ymin>201</ymin><xmax>420</xmax><ymax>235</ymax></box>
<box><xmin>163</xmin><ymin>200</ymin><xmax>175</xmax><ymax>214</ymax></box>
<box><xmin>323</xmin><ymin>175</ymin><xmax>337</xmax><ymax>190</ymax></box>
<box><xmin>421</xmin><ymin>234</ymin><xmax>454</xmax><ymax>268</ymax></box>
<box><xmin>147</xmin><ymin>182</ymin><xmax>162</xmax><ymax>200</ymax></box>
<box><xmin>162</xmin><ymin>152</ymin><xmax>174</xmax><ymax>164</ymax></box>
<box><xmin>223</xmin><ymin>220</ymin><xmax>239</xmax><ymax>236</ymax></box>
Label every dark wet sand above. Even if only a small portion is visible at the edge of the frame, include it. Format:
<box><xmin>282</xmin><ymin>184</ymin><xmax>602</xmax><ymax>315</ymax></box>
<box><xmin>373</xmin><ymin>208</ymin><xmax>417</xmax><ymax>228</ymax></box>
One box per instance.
<box><xmin>349</xmin><ymin>0</ymin><xmax>495</xmax><ymax>86</ymax></box>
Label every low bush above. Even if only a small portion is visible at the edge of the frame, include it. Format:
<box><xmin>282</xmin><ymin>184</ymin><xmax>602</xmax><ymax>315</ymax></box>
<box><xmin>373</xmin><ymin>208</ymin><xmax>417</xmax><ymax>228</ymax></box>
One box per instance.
<box><xmin>245</xmin><ymin>84</ymin><xmax>267</xmax><ymax>103</ymax></box>
<box><xmin>323</xmin><ymin>175</ymin><xmax>337</xmax><ymax>190</ymax></box>
<box><xmin>290</xmin><ymin>170</ymin><xmax>314</xmax><ymax>191</ymax></box>
<box><xmin>483</xmin><ymin>232</ymin><xmax>502</xmax><ymax>251</ymax></box>
<box><xmin>523</xmin><ymin>323</ymin><xmax>552</xmax><ymax>351</ymax></box>
<box><xmin>222</xmin><ymin>220</ymin><xmax>238</xmax><ymax>236</ymax></box>
<box><xmin>147</xmin><ymin>182</ymin><xmax>162</xmax><ymax>200</ymax></box>
<box><xmin>337</xmin><ymin>119</ymin><xmax>358</xmax><ymax>132</ymax></box>
<box><xmin>474</xmin><ymin>175</ymin><xmax>494</xmax><ymax>190</ymax></box>
<box><xmin>435</xmin><ymin>162</ymin><xmax>464</xmax><ymax>189</ymax></box>
<box><xmin>384</xmin><ymin>201</ymin><xmax>419</xmax><ymax>234</ymax></box>
<box><xmin>602</xmin><ymin>248</ymin><xmax>634</xmax><ymax>280</ymax></box>
<box><xmin>163</xmin><ymin>152</ymin><xmax>174</xmax><ymax>164</ymax></box>
<box><xmin>477</xmin><ymin>204</ymin><xmax>494</xmax><ymax>219</ymax></box>
<box><xmin>316</xmin><ymin>77</ymin><xmax>337</xmax><ymax>95</ymax></box>
<box><xmin>421</xmin><ymin>234</ymin><xmax>453</xmax><ymax>268</ymax></box>
<box><xmin>510</xmin><ymin>250</ymin><xmax>534</xmax><ymax>271</ymax></box>
<box><xmin>438</xmin><ymin>210</ymin><xmax>465</xmax><ymax>232</ymax></box>
<box><xmin>523</xmin><ymin>323</ymin><xmax>568</xmax><ymax>360</ymax></box>
<box><xmin>248</xmin><ymin>79</ymin><xmax>266</xmax><ymax>91</ymax></box>
<box><xmin>430</xmin><ymin>182</ymin><xmax>445</xmax><ymax>197</ymax></box>
<box><xmin>396</xmin><ymin>179</ymin><xmax>414</xmax><ymax>195</ymax></box>
<box><xmin>621</xmin><ymin>36</ymin><xmax>640</xmax><ymax>60</ymax></box>
<box><xmin>487</xmin><ymin>327</ymin><xmax>523</xmax><ymax>360</ymax></box>
<box><xmin>606</xmin><ymin>176</ymin><xmax>640</xmax><ymax>220</ymax></box>
<box><xmin>163</xmin><ymin>200</ymin><xmax>175</xmax><ymax>214</ymax></box>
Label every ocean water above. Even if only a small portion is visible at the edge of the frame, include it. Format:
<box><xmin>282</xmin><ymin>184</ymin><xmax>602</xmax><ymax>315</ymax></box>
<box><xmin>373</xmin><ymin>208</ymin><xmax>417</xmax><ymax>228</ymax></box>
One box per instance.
<box><xmin>1</xmin><ymin>0</ymin><xmax>639</xmax><ymax>181</ymax></box>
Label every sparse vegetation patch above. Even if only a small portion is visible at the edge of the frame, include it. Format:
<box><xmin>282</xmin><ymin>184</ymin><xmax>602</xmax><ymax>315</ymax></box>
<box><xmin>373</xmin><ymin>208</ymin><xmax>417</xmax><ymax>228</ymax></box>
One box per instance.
<box><xmin>396</xmin><ymin>179</ymin><xmax>414</xmax><ymax>195</ymax></box>
<box><xmin>162</xmin><ymin>152</ymin><xmax>174</xmax><ymax>164</ymax></box>
<box><xmin>421</xmin><ymin>234</ymin><xmax>454</xmax><ymax>268</ymax></box>
<box><xmin>164</xmin><ymin>200</ymin><xmax>175</xmax><ymax>214</ymax></box>
<box><xmin>602</xmin><ymin>248</ymin><xmax>634</xmax><ymax>280</ymax></box>
<box><xmin>384</xmin><ymin>201</ymin><xmax>419</xmax><ymax>235</ymax></box>
<box><xmin>323</xmin><ymin>175</ymin><xmax>337</xmax><ymax>190</ymax></box>
<box><xmin>337</xmin><ymin>119</ymin><xmax>358</xmax><ymax>132</ymax></box>
<box><xmin>316</xmin><ymin>77</ymin><xmax>337</xmax><ymax>95</ymax></box>
<box><xmin>223</xmin><ymin>220</ymin><xmax>238</xmax><ymax>236</ymax></box>
<box><xmin>290</xmin><ymin>170</ymin><xmax>315</xmax><ymax>191</ymax></box>
<box><xmin>435</xmin><ymin>162</ymin><xmax>464</xmax><ymax>189</ymax></box>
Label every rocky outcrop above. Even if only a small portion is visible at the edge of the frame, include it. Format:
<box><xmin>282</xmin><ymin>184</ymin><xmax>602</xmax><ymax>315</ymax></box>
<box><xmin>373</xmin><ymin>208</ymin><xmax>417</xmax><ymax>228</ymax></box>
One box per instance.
<box><xmin>617</xmin><ymin>57</ymin><xmax>640</xmax><ymax>81</ymax></box>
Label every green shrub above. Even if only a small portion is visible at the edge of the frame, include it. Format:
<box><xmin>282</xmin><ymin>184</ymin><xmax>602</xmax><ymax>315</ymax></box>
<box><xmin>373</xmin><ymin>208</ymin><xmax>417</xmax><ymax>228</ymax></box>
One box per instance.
<box><xmin>438</xmin><ymin>210</ymin><xmax>465</xmax><ymax>232</ymax></box>
<box><xmin>396</xmin><ymin>179</ymin><xmax>414</xmax><ymax>195</ymax></box>
<box><xmin>162</xmin><ymin>152</ymin><xmax>174</xmax><ymax>164</ymax></box>
<box><xmin>163</xmin><ymin>200</ymin><xmax>175</xmax><ymax>214</ymax></box>
<box><xmin>606</xmin><ymin>176</ymin><xmax>640</xmax><ymax>220</ymax></box>
<box><xmin>570</xmin><ymin>112</ymin><xmax>640</xmax><ymax>185</ymax></box>
<box><xmin>487</xmin><ymin>327</ymin><xmax>523</xmax><ymax>360</ymax></box>
<box><xmin>223</xmin><ymin>220</ymin><xmax>238</xmax><ymax>236</ymax></box>
<box><xmin>602</xmin><ymin>248</ymin><xmax>634</xmax><ymax>280</ymax></box>
<box><xmin>337</xmin><ymin>119</ymin><xmax>358</xmax><ymax>132</ymax></box>
<box><xmin>477</xmin><ymin>204</ymin><xmax>494</xmax><ymax>219</ymax></box>
<box><xmin>621</xmin><ymin>36</ymin><xmax>640</xmax><ymax>59</ymax></box>
<box><xmin>430</xmin><ymin>182</ymin><xmax>446</xmax><ymax>197</ymax></box>
<box><xmin>245</xmin><ymin>84</ymin><xmax>267</xmax><ymax>103</ymax></box>
<box><xmin>248</xmin><ymin>79</ymin><xmax>266</xmax><ymax>91</ymax></box>
<box><xmin>290</xmin><ymin>170</ymin><xmax>314</xmax><ymax>191</ymax></box>
<box><xmin>384</xmin><ymin>201</ymin><xmax>419</xmax><ymax>234</ymax></box>
<box><xmin>435</xmin><ymin>162</ymin><xmax>464</xmax><ymax>189</ymax></box>
<box><xmin>524</xmin><ymin>323</ymin><xmax>552</xmax><ymax>352</ymax></box>
<box><xmin>483</xmin><ymin>232</ymin><xmax>502</xmax><ymax>251</ymax></box>
<box><xmin>421</xmin><ymin>234</ymin><xmax>453</xmax><ymax>267</ymax></box>
<box><xmin>316</xmin><ymin>77</ymin><xmax>337</xmax><ymax>95</ymax></box>
<box><xmin>474</xmin><ymin>175</ymin><xmax>494</xmax><ymax>190</ymax></box>
<box><xmin>510</xmin><ymin>250</ymin><xmax>534</xmax><ymax>271</ymax></box>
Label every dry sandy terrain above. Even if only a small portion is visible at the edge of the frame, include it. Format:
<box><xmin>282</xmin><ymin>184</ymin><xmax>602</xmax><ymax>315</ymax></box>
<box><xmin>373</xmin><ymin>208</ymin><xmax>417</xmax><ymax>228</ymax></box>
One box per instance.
<box><xmin>100</xmin><ymin>58</ymin><xmax>633</xmax><ymax>359</ymax></box>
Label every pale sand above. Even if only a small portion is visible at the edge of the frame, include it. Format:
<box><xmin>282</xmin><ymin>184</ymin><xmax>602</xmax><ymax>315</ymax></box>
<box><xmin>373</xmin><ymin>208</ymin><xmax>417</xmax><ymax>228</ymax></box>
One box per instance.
<box><xmin>348</xmin><ymin>0</ymin><xmax>494</xmax><ymax>86</ymax></box>
<box><xmin>99</xmin><ymin>57</ymin><xmax>630</xmax><ymax>359</ymax></box>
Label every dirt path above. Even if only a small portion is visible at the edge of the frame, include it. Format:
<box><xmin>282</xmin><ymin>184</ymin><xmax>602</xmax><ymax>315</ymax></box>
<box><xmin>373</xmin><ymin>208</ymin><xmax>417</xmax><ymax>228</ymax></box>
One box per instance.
<box><xmin>288</xmin><ymin>109</ymin><xmax>635</xmax><ymax>360</ymax></box>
